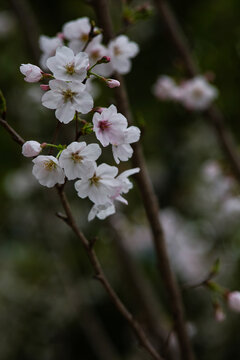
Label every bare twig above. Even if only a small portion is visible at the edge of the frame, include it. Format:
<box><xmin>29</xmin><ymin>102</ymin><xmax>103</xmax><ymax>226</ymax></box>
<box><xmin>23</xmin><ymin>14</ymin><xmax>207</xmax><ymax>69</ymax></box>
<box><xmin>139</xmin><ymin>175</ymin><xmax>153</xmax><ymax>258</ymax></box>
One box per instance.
<box><xmin>0</xmin><ymin>117</ymin><xmax>24</xmax><ymax>145</ymax></box>
<box><xmin>90</xmin><ymin>1</ymin><xmax>195</xmax><ymax>360</ymax></box>
<box><xmin>56</xmin><ymin>185</ymin><xmax>165</xmax><ymax>360</ymax></box>
<box><xmin>154</xmin><ymin>0</ymin><xmax>240</xmax><ymax>184</ymax></box>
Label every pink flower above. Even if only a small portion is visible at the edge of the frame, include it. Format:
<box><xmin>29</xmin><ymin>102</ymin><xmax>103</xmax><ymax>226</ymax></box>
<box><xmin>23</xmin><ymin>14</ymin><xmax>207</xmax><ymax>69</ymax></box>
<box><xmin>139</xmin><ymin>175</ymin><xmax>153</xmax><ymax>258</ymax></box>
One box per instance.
<box><xmin>20</xmin><ymin>64</ymin><xmax>42</xmax><ymax>83</ymax></box>
<box><xmin>92</xmin><ymin>104</ymin><xmax>128</xmax><ymax>147</ymax></box>
<box><xmin>22</xmin><ymin>140</ymin><xmax>42</xmax><ymax>157</ymax></box>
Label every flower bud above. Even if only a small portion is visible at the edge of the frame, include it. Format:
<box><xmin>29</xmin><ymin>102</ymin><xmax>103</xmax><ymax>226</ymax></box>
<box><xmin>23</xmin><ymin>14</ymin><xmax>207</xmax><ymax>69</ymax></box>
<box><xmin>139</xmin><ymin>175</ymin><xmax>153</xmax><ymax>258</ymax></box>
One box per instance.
<box><xmin>40</xmin><ymin>84</ymin><xmax>50</xmax><ymax>91</ymax></box>
<box><xmin>214</xmin><ymin>303</ymin><xmax>225</xmax><ymax>322</ymax></box>
<box><xmin>20</xmin><ymin>64</ymin><xmax>43</xmax><ymax>83</ymax></box>
<box><xmin>22</xmin><ymin>140</ymin><xmax>42</xmax><ymax>157</ymax></box>
<box><xmin>97</xmin><ymin>56</ymin><xmax>111</xmax><ymax>65</ymax></box>
<box><xmin>227</xmin><ymin>291</ymin><xmax>240</xmax><ymax>312</ymax></box>
<box><xmin>106</xmin><ymin>78</ymin><xmax>120</xmax><ymax>88</ymax></box>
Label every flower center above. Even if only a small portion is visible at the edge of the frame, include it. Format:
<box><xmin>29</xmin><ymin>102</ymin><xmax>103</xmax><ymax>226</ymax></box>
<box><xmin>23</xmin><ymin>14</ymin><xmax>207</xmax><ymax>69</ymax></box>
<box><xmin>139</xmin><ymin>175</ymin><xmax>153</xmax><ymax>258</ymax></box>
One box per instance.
<box><xmin>91</xmin><ymin>49</ymin><xmax>100</xmax><ymax>60</ymax></box>
<box><xmin>65</xmin><ymin>62</ymin><xmax>75</xmax><ymax>75</ymax></box>
<box><xmin>98</xmin><ymin>120</ymin><xmax>110</xmax><ymax>131</ymax></box>
<box><xmin>62</xmin><ymin>89</ymin><xmax>75</xmax><ymax>102</ymax></box>
<box><xmin>71</xmin><ymin>152</ymin><xmax>83</xmax><ymax>163</ymax></box>
<box><xmin>113</xmin><ymin>46</ymin><xmax>122</xmax><ymax>56</ymax></box>
<box><xmin>81</xmin><ymin>33</ymin><xmax>89</xmax><ymax>42</ymax></box>
<box><xmin>192</xmin><ymin>87</ymin><xmax>203</xmax><ymax>99</ymax></box>
<box><xmin>44</xmin><ymin>160</ymin><xmax>56</xmax><ymax>171</ymax></box>
<box><xmin>90</xmin><ymin>173</ymin><xmax>101</xmax><ymax>185</ymax></box>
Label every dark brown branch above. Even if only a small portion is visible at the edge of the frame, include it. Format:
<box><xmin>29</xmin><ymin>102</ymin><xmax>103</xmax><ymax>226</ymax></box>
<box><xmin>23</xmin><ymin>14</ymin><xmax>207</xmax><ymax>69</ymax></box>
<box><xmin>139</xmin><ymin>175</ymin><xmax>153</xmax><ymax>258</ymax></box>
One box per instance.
<box><xmin>90</xmin><ymin>2</ymin><xmax>195</xmax><ymax>360</ymax></box>
<box><xmin>154</xmin><ymin>0</ymin><xmax>240</xmax><ymax>184</ymax></box>
<box><xmin>56</xmin><ymin>186</ymin><xmax>165</xmax><ymax>360</ymax></box>
<box><xmin>0</xmin><ymin>118</ymin><xmax>24</xmax><ymax>145</ymax></box>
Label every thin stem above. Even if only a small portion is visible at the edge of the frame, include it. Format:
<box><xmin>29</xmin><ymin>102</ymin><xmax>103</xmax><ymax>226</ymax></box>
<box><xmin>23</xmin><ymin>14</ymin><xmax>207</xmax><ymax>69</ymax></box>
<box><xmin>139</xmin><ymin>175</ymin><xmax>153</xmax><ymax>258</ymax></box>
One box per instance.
<box><xmin>154</xmin><ymin>0</ymin><xmax>240</xmax><ymax>184</ymax></box>
<box><xmin>90</xmin><ymin>1</ymin><xmax>195</xmax><ymax>360</ymax></box>
<box><xmin>56</xmin><ymin>185</ymin><xmax>165</xmax><ymax>360</ymax></box>
<box><xmin>0</xmin><ymin>117</ymin><xmax>25</xmax><ymax>146</ymax></box>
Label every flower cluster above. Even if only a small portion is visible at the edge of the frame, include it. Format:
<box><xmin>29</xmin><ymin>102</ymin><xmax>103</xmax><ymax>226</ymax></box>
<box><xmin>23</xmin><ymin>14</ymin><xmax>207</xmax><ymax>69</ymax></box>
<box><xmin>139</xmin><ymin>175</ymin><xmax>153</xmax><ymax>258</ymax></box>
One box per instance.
<box><xmin>153</xmin><ymin>75</ymin><xmax>218</xmax><ymax>111</ymax></box>
<box><xmin>20</xmin><ymin>17</ymin><xmax>140</xmax><ymax>221</ymax></box>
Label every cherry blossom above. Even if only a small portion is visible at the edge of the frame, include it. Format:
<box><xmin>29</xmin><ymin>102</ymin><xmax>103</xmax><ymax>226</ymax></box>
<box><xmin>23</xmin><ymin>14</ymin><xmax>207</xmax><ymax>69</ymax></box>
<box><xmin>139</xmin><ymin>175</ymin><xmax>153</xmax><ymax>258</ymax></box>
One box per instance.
<box><xmin>32</xmin><ymin>155</ymin><xmax>65</xmax><ymax>187</ymax></box>
<box><xmin>92</xmin><ymin>104</ymin><xmax>128</xmax><ymax>147</ymax></box>
<box><xmin>178</xmin><ymin>76</ymin><xmax>218</xmax><ymax>110</ymax></box>
<box><xmin>106</xmin><ymin>79</ymin><xmax>121</xmax><ymax>88</ymax></box>
<box><xmin>63</xmin><ymin>17</ymin><xmax>92</xmax><ymax>49</ymax></box>
<box><xmin>46</xmin><ymin>46</ymin><xmax>89</xmax><ymax>82</ymax></box>
<box><xmin>108</xmin><ymin>35</ymin><xmax>139</xmax><ymax>74</ymax></box>
<box><xmin>153</xmin><ymin>75</ymin><xmax>178</xmax><ymax>100</ymax></box>
<box><xmin>22</xmin><ymin>140</ymin><xmax>42</xmax><ymax>157</ymax></box>
<box><xmin>112</xmin><ymin>126</ymin><xmax>141</xmax><ymax>164</ymax></box>
<box><xmin>75</xmin><ymin>163</ymin><xmax>120</xmax><ymax>205</ymax></box>
<box><xmin>42</xmin><ymin>79</ymin><xmax>93</xmax><ymax>123</ymax></box>
<box><xmin>20</xmin><ymin>64</ymin><xmax>42</xmax><ymax>83</ymax></box>
<box><xmin>59</xmin><ymin>141</ymin><xmax>101</xmax><ymax>180</ymax></box>
<box><xmin>39</xmin><ymin>35</ymin><xmax>63</xmax><ymax>68</ymax></box>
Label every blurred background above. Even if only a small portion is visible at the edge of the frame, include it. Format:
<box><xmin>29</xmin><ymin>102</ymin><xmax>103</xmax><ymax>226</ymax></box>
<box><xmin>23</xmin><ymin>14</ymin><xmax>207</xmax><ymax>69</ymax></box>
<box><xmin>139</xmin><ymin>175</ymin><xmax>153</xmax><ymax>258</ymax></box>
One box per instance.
<box><xmin>1</xmin><ymin>0</ymin><xmax>240</xmax><ymax>359</ymax></box>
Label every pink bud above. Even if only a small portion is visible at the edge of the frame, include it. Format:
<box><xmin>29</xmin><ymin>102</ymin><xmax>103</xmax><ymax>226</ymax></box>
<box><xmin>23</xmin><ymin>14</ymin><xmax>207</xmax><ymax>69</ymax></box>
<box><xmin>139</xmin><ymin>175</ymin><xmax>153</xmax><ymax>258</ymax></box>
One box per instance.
<box><xmin>20</xmin><ymin>64</ymin><xmax>43</xmax><ymax>83</ymax></box>
<box><xmin>106</xmin><ymin>79</ymin><xmax>120</xmax><ymax>88</ymax></box>
<box><xmin>97</xmin><ymin>56</ymin><xmax>111</xmax><ymax>65</ymax></box>
<box><xmin>40</xmin><ymin>84</ymin><xmax>50</xmax><ymax>91</ymax></box>
<box><xmin>22</xmin><ymin>140</ymin><xmax>42</xmax><ymax>157</ymax></box>
<box><xmin>214</xmin><ymin>305</ymin><xmax>226</xmax><ymax>322</ymax></box>
<box><xmin>57</xmin><ymin>32</ymin><xmax>65</xmax><ymax>40</ymax></box>
<box><xmin>227</xmin><ymin>291</ymin><xmax>240</xmax><ymax>312</ymax></box>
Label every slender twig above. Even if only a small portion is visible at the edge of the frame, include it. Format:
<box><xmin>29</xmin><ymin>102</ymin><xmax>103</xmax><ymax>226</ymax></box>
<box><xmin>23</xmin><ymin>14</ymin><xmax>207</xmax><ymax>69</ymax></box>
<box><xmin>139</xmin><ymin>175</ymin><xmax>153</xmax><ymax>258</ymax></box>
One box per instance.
<box><xmin>90</xmin><ymin>2</ymin><xmax>195</xmax><ymax>360</ymax></box>
<box><xmin>154</xmin><ymin>0</ymin><xmax>240</xmax><ymax>184</ymax></box>
<box><xmin>56</xmin><ymin>185</ymin><xmax>164</xmax><ymax>360</ymax></box>
<box><xmin>1</xmin><ymin>113</ymin><xmax>164</xmax><ymax>360</ymax></box>
<box><xmin>0</xmin><ymin>117</ymin><xmax>24</xmax><ymax>145</ymax></box>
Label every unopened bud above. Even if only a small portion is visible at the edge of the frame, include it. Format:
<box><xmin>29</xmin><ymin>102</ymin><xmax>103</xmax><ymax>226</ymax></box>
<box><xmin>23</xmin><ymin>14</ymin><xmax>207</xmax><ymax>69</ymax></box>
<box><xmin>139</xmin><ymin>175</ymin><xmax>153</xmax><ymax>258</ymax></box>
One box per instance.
<box><xmin>227</xmin><ymin>291</ymin><xmax>240</xmax><ymax>312</ymax></box>
<box><xmin>22</xmin><ymin>140</ymin><xmax>42</xmax><ymax>157</ymax></box>
<box><xmin>97</xmin><ymin>56</ymin><xmax>111</xmax><ymax>65</ymax></box>
<box><xmin>106</xmin><ymin>78</ymin><xmax>120</xmax><ymax>88</ymax></box>
<box><xmin>40</xmin><ymin>84</ymin><xmax>50</xmax><ymax>91</ymax></box>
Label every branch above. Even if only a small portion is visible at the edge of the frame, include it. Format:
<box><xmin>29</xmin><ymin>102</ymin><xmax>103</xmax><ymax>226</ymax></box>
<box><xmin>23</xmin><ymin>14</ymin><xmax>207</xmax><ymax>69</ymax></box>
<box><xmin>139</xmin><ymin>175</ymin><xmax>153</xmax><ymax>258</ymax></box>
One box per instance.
<box><xmin>0</xmin><ymin>117</ymin><xmax>24</xmax><ymax>145</ymax></box>
<box><xmin>154</xmin><ymin>0</ymin><xmax>240</xmax><ymax>184</ymax></box>
<box><xmin>90</xmin><ymin>2</ymin><xmax>195</xmax><ymax>360</ymax></box>
<box><xmin>56</xmin><ymin>185</ymin><xmax>165</xmax><ymax>360</ymax></box>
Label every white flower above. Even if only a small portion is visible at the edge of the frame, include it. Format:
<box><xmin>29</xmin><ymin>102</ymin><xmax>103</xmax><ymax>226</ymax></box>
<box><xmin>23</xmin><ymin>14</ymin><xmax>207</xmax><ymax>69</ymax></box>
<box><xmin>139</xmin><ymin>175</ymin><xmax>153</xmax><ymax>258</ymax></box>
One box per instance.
<box><xmin>47</xmin><ymin>46</ymin><xmax>89</xmax><ymax>82</ymax></box>
<box><xmin>92</xmin><ymin>104</ymin><xmax>128</xmax><ymax>147</ymax></box>
<box><xmin>153</xmin><ymin>75</ymin><xmax>178</xmax><ymax>100</ymax></box>
<box><xmin>63</xmin><ymin>17</ymin><xmax>91</xmax><ymax>47</ymax></box>
<box><xmin>32</xmin><ymin>155</ymin><xmax>65</xmax><ymax>187</ymax></box>
<box><xmin>39</xmin><ymin>35</ymin><xmax>63</xmax><ymax>68</ymax></box>
<box><xmin>59</xmin><ymin>141</ymin><xmax>101</xmax><ymax>180</ymax></box>
<box><xmin>42</xmin><ymin>79</ymin><xmax>93</xmax><ymax>123</ymax></box>
<box><xmin>20</xmin><ymin>64</ymin><xmax>42</xmax><ymax>83</ymax></box>
<box><xmin>88</xmin><ymin>202</ymin><xmax>116</xmax><ymax>221</ymax></box>
<box><xmin>75</xmin><ymin>163</ymin><xmax>120</xmax><ymax>204</ymax></box>
<box><xmin>178</xmin><ymin>76</ymin><xmax>218</xmax><ymax>110</ymax></box>
<box><xmin>113</xmin><ymin>167</ymin><xmax>140</xmax><ymax>203</ymax></box>
<box><xmin>22</xmin><ymin>140</ymin><xmax>42</xmax><ymax>157</ymax></box>
<box><xmin>227</xmin><ymin>291</ymin><xmax>240</xmax><ymax>312</ymax></box>
<box><xmin>108</xmin><ymin>35</ymin><xmax>139</xmax><ymax>74</ymax></box>
<box><xmin>70</xmin><ymin>34</ymin><xmax>106</xmax><ymax>65</ymax></box>
<box><xmin>112</xmin><ymin>126</ymin><xmax>140</xmax><ymax>164</ymax></box>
